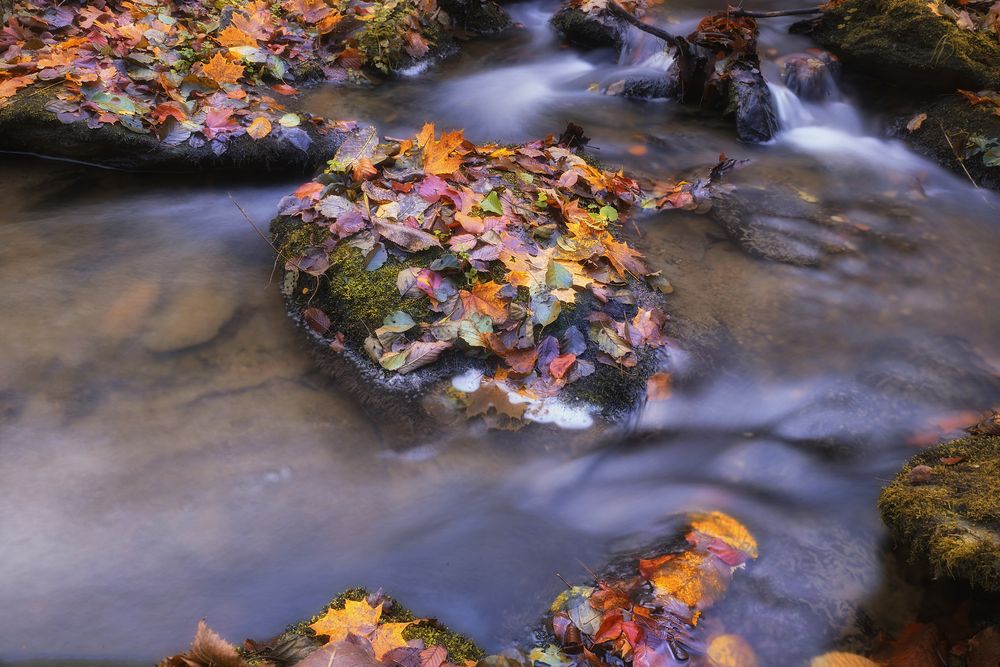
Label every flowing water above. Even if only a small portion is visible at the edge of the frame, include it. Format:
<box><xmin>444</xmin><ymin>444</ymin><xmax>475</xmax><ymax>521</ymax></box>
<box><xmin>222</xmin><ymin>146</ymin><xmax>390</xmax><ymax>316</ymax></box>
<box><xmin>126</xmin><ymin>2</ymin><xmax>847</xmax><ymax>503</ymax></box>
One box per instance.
<box><xmin>2</xmin><ymin>1</ymin><xmax>1000</xmax><ymax>664</ymax></box>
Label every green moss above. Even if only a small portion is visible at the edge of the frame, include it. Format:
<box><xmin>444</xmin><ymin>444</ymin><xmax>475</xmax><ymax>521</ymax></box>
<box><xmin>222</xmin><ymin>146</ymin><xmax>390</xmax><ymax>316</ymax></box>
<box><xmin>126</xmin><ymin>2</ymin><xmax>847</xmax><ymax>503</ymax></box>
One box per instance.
<box><xmin>357</xmin><ymin>3</ymin><xmax>443</xmax><ymax>74</ymax></box>
<box><xmin>878</xmin><ymin>434</ymin><xmax>1000</xmax><ymax>590</ymax></box>
<box><xmin>813</xmin><ymin>0</ymin><xmax>1000</xmax><ymax>91</ymax></box>
<box><xmin>281</xmin><ymin>587</ymin><xmax>485</xmax><ymax>663</ymax></box>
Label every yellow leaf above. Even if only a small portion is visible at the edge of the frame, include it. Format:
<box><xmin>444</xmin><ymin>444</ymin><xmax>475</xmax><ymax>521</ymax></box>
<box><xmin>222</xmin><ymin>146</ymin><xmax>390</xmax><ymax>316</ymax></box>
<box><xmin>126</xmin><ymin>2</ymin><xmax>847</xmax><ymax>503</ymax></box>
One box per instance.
<box><xmin>689</xmin><ymin>511</ymin><xmax>759</xmax><ymax>560</ymax></box>
<box><xmin>647</xmin><ymin>550</ymin><xmax>730</xmax><ymax>609</ymax></box>
<box><xmin>308</xmin><ymin>599</ymin><xmax>383</xmax><ymax>643</ymax></box>
<box><xmin>808</xmin><ymin>653</ymin><xmax>880</xmax><ymax>667</ymax></box>
<box><xmin>707</xmin><ymin>634</ymin><xmax>757</xmax><ymax>667</ymax></box>
<box><xmin>202</xmin><ymin>52</ymin><xmax>244</xmax><ymax>86</ymax></box>
<box><xmin>247</xmin><ymin>116</ymin><xmax>272</xmax><ymax>140</ymax></box>
<box><xmin>217</xmin><ymin>25</ymin><xmax>257</xmax><ymax>47</ymax></box>
<box><xmin>370</xmin><ymin>621</ymin><xmax>412</xmax><ymax>659</ymax></box>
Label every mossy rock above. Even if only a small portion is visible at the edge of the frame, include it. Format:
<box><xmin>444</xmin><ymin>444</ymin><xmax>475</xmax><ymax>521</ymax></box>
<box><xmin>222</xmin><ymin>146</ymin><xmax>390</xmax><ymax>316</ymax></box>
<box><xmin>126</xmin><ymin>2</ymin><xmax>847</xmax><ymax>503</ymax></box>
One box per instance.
<box><xmin>439</xmin><ymin>0</ymin><xmax>512</xmax><ymax>34</ymax></box>
<box><xmin>797</xmin><ymin>0</ymin><xmax>1000</xmax><ymax>93</ymax></box>
<box><xmin>879</xmin><ymin>434</ymin><xmax>1000</xmax><ymax>590</ymax></box>
<box><xmin>895</xmin><ymin>94</ymin><xmax>1000</xmax><ymax>191</ymax></box>
<box><xmin>241</xmin><ymin>587</ymin><xmax>485</xmax><ymax>665</ymax></box>
<box><xmin>0</xmin><ymin>87</ymin><xmax>343</xmax><ymax>174</ymax></box>
<box><xmin>271</xmin><ymin>214</ymin><xmax>665</xmax><ymax>439</ymax></box>
<box><xmin>550</xmin><ymin>5</ymin><xmax>628</xmax><ymax>51</ymax></box>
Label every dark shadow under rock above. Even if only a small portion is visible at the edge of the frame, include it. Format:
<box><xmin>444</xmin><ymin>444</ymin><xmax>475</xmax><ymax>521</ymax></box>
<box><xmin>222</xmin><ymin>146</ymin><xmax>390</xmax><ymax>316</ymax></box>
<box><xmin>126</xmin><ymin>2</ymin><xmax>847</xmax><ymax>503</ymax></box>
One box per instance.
<box><xmin>0</xmin><ymin>89</ymin><xmax>344</xmax><ymax>174</ymax></box>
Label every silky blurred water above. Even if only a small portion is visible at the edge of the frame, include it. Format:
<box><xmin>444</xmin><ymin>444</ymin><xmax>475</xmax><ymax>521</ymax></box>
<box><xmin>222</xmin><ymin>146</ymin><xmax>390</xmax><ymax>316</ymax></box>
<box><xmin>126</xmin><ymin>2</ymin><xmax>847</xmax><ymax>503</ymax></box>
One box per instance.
<box><xmin>1</xmin><ymin>1</ymin><xmax>999</xmax><ymax>664</ymax></box>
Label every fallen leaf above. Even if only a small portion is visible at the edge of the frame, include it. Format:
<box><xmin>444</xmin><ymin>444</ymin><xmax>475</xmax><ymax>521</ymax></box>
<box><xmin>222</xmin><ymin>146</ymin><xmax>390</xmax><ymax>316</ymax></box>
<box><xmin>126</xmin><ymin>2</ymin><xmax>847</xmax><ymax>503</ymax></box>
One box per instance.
<box><xmin>309</xmin><ymin>599</ymin><xmax>383</xmax><ymax>643</ymax></box>
<box><xmin>157</xmin><ymin>621</ymin><xmax>249</xmax><ymax>667</ymax></box>
<box><xmin>808</xmin><ymin>653</ymin><xmax>879</xmax><ymax>667</ymax></box>
<box><xmin>202</xmin><ymin>52</ymin><xmax>244</xmax><ymax>86</ymax></box>
<box><xmin>707</xmin><ymin>634</ymin><xmax>757</xmax><ymax>667</ymax></box>
<box><xmin>247</xmin><ymin>116</ymin><xmax>272</xmax><ymax>140</ymax></box>
<box><xmin>906</xmin><ymin>112</ymin><xmax>928</xmax><ymax>132</ymax></box>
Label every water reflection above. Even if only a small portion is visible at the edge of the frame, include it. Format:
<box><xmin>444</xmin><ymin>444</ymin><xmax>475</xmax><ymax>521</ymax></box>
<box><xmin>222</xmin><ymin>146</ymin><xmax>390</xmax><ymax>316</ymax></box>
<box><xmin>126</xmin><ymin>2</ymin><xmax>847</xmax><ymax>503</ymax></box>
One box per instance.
<box><xmin>2</xmin><ymin>0</ymin><xmax>1000</xmax><ymax>664</ymax></box>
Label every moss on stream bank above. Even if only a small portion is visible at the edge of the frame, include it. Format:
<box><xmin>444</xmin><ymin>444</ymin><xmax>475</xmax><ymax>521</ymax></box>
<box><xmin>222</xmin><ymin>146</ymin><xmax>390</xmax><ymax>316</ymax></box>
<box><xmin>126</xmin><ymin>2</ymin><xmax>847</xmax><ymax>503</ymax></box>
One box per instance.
<box><xmin>800</xmin><ymin>0</ymin><xmax>1000</xmax><ymax>92</ymax></box>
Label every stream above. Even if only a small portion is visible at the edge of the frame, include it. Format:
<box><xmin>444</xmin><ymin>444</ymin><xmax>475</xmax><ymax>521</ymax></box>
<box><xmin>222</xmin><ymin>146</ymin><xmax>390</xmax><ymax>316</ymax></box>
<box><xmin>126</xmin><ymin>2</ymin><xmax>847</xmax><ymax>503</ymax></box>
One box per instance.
<box><xmin>2</xmin><ymin>0</ymin><xmax>999</xmax><ymax>664</ymax></box>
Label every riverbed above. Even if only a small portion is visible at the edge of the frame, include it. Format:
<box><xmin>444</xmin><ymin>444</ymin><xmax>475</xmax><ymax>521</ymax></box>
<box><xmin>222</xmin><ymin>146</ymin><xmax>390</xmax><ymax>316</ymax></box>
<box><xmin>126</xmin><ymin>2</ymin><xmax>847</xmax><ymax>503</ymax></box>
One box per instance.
<box><xmin>1</xmin><ymin>0</ymin><xmax>999</xmax><ymax>664</ymax></box>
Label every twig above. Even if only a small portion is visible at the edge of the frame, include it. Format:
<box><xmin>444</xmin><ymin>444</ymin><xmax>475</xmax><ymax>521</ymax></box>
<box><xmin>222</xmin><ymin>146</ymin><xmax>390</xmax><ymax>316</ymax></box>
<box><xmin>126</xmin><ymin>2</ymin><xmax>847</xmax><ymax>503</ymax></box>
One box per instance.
<box><xmin>607</xmin><ymin>0</ymin><xmax>682</xmax><ymax>49</ymax></box>
<box><xmin>937</xmin><ymin>122</ymin><xmax>979</xmax><ymax>189</ymax></box>
<box><xmin>229</xmin><ymin>192</ymin><xmax>287</xmax><ymax>287</ymax></box>
<box><xmin>726</xmin><ymin>5</ymin><xmax>823</xmax><ymax>17</ymax></box>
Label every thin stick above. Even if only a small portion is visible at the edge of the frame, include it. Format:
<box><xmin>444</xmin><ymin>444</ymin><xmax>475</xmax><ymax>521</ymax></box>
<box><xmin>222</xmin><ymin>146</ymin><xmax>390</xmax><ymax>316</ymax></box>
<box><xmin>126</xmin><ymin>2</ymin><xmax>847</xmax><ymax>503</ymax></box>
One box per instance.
<box><xmin>726</xmin><ymin>6</ymin><xmax>823</xmax><ymax>17</ymax></box>
<box><xmin>607</xmin><ymin>0</ymin><xmax>682</xmax><ymax>48</ymax></box>
<box><xmin>229</xmin><ymin>193</ymin><xmax>281</xmax><ymax>253</ymax></box>
<box><xmin>938</xmin><ymin>122</ymin><xmax>979</xmax><ymax>189</ymax></box>
<box><xmin>555</xmin><ymin>572</ymin><xmax>573</xmax><ymax>589</ymax></box>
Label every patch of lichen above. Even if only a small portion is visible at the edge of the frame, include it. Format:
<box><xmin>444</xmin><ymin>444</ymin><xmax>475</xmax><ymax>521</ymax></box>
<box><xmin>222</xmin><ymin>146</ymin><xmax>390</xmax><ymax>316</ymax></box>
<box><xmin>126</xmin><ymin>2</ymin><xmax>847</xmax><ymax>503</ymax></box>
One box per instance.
<box><xmin>878</xmin><ymin>434</ymin><xmax>1000</xmax><ymax>590</ymax></box>
<box><xmin>283</xmin><ymin>587</ymin><xmax>485</xmax><ymax>663</ymax></box>
<box><xmin>812</xmin><ymin>0</ymin><xmax>1000</xmax><ymax>90</ymax></box>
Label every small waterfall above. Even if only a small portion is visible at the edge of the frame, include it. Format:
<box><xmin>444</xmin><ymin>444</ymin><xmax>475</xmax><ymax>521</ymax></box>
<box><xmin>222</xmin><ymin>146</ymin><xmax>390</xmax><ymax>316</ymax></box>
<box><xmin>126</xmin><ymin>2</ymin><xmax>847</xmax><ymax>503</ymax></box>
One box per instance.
<box><xmin>769</xmin><ymin>82</ymin><xmax>816</xmax><ymax>130</ymax></box>
<box><xmin>767</xmin><ymin>80</ymin><xmax>864</xmax><ymax>135</ymax></box>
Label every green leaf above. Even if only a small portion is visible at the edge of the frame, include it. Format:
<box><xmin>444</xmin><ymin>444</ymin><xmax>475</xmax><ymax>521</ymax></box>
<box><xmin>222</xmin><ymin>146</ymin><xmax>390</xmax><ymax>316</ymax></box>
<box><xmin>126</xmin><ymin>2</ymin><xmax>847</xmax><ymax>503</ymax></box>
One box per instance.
<box><xmin>599</xmin><ymin>205</ymin><xmax>619</xmax><ymax>222</ymax></box>
<box><xmin>983</xmin><ymin>146</ymin><xmax>1000</xmax><ymax>167</ymax></box>
<box><xmin>480</xmin><ymin>190</ymin><xmax>503</xmax><ymax>215</ymax></box>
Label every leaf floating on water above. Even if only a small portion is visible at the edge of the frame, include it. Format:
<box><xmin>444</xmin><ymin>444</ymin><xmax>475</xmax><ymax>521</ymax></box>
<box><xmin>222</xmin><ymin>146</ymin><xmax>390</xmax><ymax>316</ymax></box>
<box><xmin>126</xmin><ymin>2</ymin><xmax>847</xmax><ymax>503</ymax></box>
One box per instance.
<box><xmin>706</xmin><ymin>634</ymin><xmax>757</xmax><ymax>667</ymax></box>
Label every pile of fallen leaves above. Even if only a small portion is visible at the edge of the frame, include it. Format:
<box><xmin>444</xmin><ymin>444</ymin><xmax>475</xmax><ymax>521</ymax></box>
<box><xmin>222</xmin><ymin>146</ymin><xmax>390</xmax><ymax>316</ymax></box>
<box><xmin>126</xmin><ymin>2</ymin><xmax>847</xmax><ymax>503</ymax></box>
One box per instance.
<box><xmin>0</xmin><ymin>0</ymin><xmax>453</xmax><ymax>150</ymax></box>
<box><xmin>533</xmin><ymin>511</ymin><xmax>760</xmax><ymax>667</ymax></box>
<box><xmin>277</xmin><ymin>123</ymin><xmax>674</xmax><ymax>404</ymax></box>
<box><xmin>159</xmin><ymin>512</ymin><xmax>761</xmax><ymax>667</ymax></box>
<box><xmin>926</xmin><ymin>0</ymin><xmax>1000</xmax><ymax>35</ymax></box>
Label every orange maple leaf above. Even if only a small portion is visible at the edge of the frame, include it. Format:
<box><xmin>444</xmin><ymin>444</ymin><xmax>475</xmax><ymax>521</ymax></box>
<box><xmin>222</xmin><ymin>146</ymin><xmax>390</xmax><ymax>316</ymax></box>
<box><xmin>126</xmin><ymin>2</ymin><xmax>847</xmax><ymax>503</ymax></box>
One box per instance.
<box><xmin>202</xmin><ymin>52</ymin><xmax>244</xmax><ymax>86</ymax></box>
<box><xmin>460</xmin><ymin>281</ymin><xmax>508</xmax><ymax>322</ymax></box>
<box><xmin>417</xmin><ymin>123</ymin><xmax>466</xmax><ymax>175</ymax></box>
<box><xmin>217</xmin><ymin>25</ymin><xmax>257</xmax><ymax>47</ymax></box>
<box><xmin>370</xmin><ymin>622</ymin><xmax>412</xmax><ymax>659</ymax></box>
<box><xmin>308</xmin><ymin>599</ymin><xmax>382</xmax><ymax>643</ymax></box>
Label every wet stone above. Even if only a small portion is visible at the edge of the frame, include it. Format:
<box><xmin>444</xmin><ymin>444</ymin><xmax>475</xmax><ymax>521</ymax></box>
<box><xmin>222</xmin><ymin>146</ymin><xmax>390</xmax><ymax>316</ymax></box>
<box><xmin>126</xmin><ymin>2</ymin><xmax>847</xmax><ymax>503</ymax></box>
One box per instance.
<box><xmin>141</xmin><ymin>287</ymin><xmax>238</xmax><ymax>353</ymax></box>
<box><xmin>778</xmin><ymin>51</ymin><xmax>841</xmax><ymax>103</ymax></box>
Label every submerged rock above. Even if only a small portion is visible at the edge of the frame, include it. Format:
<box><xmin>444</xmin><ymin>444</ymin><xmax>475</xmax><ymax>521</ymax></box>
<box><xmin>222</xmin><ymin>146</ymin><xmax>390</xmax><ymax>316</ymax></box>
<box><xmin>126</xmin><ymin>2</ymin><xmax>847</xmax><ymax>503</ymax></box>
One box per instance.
<box><xmin>272</xmin><ymin>125</ymin><xmax>672</xmax><ymax>437</ymax></box>
<box><xmin>141</xmin><ymin>287</ymin><xmax>238</xmax><ymax>353</ymax></box>
<box><xmin>879</xmin><ymin>434</ymin><xmax>1000</xmax><ymax>591</ymax></box>
<box><xmin>709</xmin><ymin>181</ymin><xmax>856</xmax><ymax>266</ymax></box>
<box><xmin>795</xmin><ymin>0</ymin><xmax>1000</xmax><ymax>93</ymax></box>
<box><xmin>895</xmin><ymin>94</ymin><xmax>1000</xmax><ymax>191</ymax></box>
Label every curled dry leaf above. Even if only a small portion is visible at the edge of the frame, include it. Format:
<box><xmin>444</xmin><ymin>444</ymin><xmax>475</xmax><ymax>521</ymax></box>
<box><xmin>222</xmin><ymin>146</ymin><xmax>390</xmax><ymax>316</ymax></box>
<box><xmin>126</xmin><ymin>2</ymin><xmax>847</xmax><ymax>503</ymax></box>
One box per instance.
<box><xmin>157</xmin><ymin>620</ymin><xmax>249</xmax><ymax>667</ymax></box>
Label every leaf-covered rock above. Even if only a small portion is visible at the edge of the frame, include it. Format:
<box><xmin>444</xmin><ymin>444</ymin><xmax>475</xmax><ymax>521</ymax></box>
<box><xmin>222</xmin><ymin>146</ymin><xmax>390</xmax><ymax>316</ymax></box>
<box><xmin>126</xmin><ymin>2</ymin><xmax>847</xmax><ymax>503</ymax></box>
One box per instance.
<box><xmin>272</xmin><ymin>123</ymin><xmax>672</xmax><ymax>433</ymax></box>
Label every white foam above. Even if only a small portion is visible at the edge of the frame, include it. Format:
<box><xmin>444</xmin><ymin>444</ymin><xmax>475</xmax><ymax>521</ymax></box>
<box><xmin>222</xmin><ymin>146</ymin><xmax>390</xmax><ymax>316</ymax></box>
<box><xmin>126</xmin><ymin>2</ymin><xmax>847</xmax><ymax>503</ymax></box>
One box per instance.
<box><xmin>451</xmin><ymin>369</ymin><xmax>484</xmax><ymax>393</ymax></box>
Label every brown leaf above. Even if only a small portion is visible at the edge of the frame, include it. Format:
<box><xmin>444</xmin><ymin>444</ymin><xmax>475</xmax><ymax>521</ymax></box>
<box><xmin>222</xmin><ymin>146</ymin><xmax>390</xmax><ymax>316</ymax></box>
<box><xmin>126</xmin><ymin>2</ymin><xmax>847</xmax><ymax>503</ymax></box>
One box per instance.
<box><xmin>908</xmin><ymin>464</ymin><xmax>935</xmax><ymax>485</ymax></box>
<box><xmin>157</xmin><ymin>621</ymin><xmax>249</xmax><ymax>667</ymax></box>
<box><xmin>889</xmin><ymin>622</ymin><xmax>942</xmax><ymax>667</ymax></box>
<box><xmin>968</xmin><ymin>626</ymin><xmax>1000</xmax><ymax>667</ymax></box>
<box><xmin>460</xmin><ymin>281</ymin><xmax>508</xmax><ymax>322</ymax></box>
<box><xmin>906</xmin><ymin>112</ymin><xmax>927</xmax><ymax>132</ymax></box>
<box><xmin>374</xmin><ymin>219</ymin><xmax>442</xmax><ymax>252</ymax></box>
<box><xmin>297</xmin><ymin>638</ymin><xmax>381</xmax><ymax>667</ymax></box>
<box><xmin>304</xmin><ymin>307</ymin><xmax>331</xmax><ymax>334</ymax></box>
<box><xmin>646</xmin><ymin>372</ymin><xmax>672</xmax><ymax>401</ymax></box>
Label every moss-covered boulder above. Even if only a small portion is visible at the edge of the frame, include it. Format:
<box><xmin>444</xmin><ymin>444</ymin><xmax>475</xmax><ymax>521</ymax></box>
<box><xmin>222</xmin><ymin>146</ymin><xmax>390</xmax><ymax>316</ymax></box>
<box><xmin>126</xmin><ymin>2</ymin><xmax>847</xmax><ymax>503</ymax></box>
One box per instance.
<box><xmin>796</xmin><ymin>0</ymin><xmax>1000</xmax><ymax>93</ymax></box>
<box><xmin>272</xmin><ymin>124</ymin><xmax>673</xmax><ymax>436</ymax></box>
<box><xmin>879</xmin><ymin>434</ymin><xmax>1000</xmax><ymax>591</ymax></box>
<box><xmin>237</xmin><ymin>588</ymin><xmax>485</xmax><ymax>666</ymax></box>
<box><xmin>550</xmin><ymin>0</ymin><xmax>640</xmax><ymax>51</ymax></box>
<box><xmin>895</xmin><ymin>94</ymin><xmax>1000</xmax><ymax>190</ymax></box>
